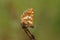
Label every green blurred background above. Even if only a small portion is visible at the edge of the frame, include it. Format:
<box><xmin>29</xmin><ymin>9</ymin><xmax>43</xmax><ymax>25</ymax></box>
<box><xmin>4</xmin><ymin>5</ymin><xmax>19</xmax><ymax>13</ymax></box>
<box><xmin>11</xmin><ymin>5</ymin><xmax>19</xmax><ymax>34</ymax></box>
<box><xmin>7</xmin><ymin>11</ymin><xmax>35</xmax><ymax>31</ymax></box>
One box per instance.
<box><xmin>0</xmin><ymin>0</ymin><xmax>60</xmax><ymax>40</ymax></box>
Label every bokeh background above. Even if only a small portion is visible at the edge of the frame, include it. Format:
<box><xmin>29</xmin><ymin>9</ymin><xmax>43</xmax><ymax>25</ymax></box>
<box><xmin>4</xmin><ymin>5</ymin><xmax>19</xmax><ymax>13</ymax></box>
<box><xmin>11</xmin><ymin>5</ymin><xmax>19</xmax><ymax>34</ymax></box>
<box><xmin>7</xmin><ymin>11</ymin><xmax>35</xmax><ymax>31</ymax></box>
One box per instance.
<box><xmin>0</xmin><ymin>0</ymin><xmax>60</xmax><ymax>40</ymax></box>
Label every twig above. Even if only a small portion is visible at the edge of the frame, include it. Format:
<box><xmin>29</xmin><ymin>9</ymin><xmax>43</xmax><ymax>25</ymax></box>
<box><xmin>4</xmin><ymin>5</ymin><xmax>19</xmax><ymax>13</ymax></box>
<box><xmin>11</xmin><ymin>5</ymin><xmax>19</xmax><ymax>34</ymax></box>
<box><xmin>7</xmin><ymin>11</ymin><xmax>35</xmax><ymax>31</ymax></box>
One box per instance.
<box><xmin>21</xmin><ymin>23</ymin><xmax>35</xmax><ymax>40</ymax></box>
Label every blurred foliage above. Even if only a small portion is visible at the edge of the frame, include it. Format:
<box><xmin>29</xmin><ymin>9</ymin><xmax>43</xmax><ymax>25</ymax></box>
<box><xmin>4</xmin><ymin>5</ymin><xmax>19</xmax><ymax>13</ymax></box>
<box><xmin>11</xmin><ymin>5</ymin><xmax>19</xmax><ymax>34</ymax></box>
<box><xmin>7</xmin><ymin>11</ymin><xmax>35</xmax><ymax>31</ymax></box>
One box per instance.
<box><xmin>0</xmin><ymin>0</ymin><xmax>60</xmax><ymax>40</ymax></box>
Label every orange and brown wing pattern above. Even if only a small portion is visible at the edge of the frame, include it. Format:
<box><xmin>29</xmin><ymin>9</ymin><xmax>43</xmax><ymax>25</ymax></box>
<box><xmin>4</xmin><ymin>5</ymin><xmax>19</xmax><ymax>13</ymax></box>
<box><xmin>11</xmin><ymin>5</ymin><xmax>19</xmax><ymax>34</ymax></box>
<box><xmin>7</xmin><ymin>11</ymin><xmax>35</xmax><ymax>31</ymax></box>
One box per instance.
<box><xmin>21</xmin><ymin>8</ymin><xmax>34</xmax><ymax>27</ymax></box>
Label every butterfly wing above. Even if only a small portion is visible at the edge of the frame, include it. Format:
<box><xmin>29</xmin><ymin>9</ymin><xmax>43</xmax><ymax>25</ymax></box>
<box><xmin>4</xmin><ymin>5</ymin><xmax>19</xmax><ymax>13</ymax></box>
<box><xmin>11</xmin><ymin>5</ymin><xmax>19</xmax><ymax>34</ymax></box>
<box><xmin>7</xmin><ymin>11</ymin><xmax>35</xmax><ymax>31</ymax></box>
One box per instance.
<box><xmin>21</xmin><ymin>8</ymin><xmax>34</xmax><ymax>28</ymax></box>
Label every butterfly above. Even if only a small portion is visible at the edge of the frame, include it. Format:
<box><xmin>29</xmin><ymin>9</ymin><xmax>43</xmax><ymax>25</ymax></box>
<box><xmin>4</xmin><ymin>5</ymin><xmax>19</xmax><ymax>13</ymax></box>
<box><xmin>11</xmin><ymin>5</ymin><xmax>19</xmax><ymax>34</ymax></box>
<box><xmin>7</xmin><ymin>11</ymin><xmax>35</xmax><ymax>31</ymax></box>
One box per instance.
<box><xmin>21</xmin><ymin>8</ymin><xmax>35</xmax><ymax>40</ymax></box>
<box><xmin>21</xmin><ymin>8</ymin><xmax>34</xmax><ymax>28</ymax></box>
